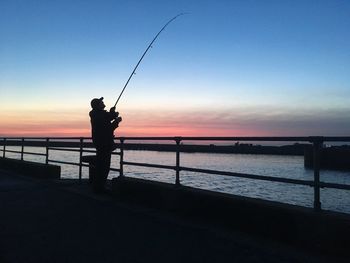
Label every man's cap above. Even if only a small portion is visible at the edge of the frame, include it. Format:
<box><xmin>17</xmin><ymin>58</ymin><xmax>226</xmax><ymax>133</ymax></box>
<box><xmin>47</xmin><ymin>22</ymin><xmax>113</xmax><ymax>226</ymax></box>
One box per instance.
<box><xmin>90</xmin><ymin>97</ymin><xmax>104</xmax><ymax>108</ymax></box>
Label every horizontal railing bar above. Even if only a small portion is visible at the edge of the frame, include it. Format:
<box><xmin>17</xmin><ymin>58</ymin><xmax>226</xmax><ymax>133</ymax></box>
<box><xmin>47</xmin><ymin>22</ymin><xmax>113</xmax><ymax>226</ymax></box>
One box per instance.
<box><xmin>110</xmin><ymin>167</ymin><xmax>121</xmax><ymax>172</ymax></box>
<box><xmin>1</xmin><ymin>136</ymin><xmax>350</xmax><ymax>143</ymax></box>
<box><xmin>49</xmin><ymin>147</ymin><xmax>83</xmax><ymax>152</ymax></box>
<box><xmin>1</xmin><ymin>150</ymin><xmax>21</xmax><ymax>154</ymax></box>
<box><xmin>118</xmin><ymin>136</ymin><xmax>350</xmax><ymax>142</ymax></box>
<box><xmin>118</xmin><ymin>137</ymin><xmax>177</xmax><ymax>141</ymax></box>
<box><xmin>320</xmin><ymin>182</ymin><xmax>350</xmax><ymax>191</ymax></box>
<box><xmin>48</xmin><ymin>160</ymin><xmax>90</xmax><ymax>168</ymax></box>
<box><xmin>78</xmin><ymin>149</ymin><xmax>121</xmax><ymax>156</ymax></box>
<box><xmin>0</xmin><ymin>137</ymin><xmax>92</xmax><ymax>140</ymax></box>
<box><xmin>123</xmin><ymin>161</ymin><xmax>175</xmax><ymax>170</ymax></box>
<box><xmin>180</xmin><ymin>136</ymin><xmax>350</xmax><ymax>142</ymax></box>
<box><xmin>82</xmin><ymin>149</ymin><xmax>97</xmax><ymax>153</ymax></box>
<box><xmin>180</xmin><ymin>166</ymin><xmax>315</xmax><ymax>187</ymax></box>
<box><xmin>121</xmin><ymin>136</ymin><xmax>311</xmax><ymax>141</ymax></box>
<box><xmin>48</xmin><ymin>147</ymin><xmax>121</xmax><ymax>156</ymax></box>
<box><xmin>22</xmin><ymin>151</ymin><xmax>46</xmax><ymax>156</ymax></box>
<box><xmin>0</xmin><ymin>141</ymin><xmax>94</xmax><ymax>148</ymax></box>
<box><xmin>48</xmin><ymin>159</ymin><xmax>81</xmax><ymax>166</ymax></box>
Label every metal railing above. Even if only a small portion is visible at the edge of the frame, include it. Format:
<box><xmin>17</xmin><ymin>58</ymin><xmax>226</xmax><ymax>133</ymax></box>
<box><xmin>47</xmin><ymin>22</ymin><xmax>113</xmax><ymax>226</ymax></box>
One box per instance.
<box><xmin>1</xmin><ymin>136</ymin><xmax>350</xmax><ymax>211</ymax></box>
<box><xmin>0</xmin><ymin>137</ymin><xmax>121</xmax><ymax>180</ymax></box>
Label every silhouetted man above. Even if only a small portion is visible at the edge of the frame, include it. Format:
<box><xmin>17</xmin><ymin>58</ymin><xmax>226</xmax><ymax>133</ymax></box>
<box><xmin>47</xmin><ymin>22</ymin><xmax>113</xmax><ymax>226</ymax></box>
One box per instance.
<box><xmin>89</xmin><ymin>97</ymin><xmax>122</xmax><ymax>193</ymax></box>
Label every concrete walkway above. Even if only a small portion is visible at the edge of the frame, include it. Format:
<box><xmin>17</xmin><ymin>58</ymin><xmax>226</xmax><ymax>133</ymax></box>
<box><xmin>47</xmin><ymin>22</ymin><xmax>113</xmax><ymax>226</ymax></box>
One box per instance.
<box><xmin>0</xmin><ymin>169</ymin><xmax>341</xmax><ymax>263</ymax></box>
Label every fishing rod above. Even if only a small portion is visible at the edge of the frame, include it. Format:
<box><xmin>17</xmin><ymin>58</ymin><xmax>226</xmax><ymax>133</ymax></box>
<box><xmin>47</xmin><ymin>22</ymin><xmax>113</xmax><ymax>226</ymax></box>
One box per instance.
<box><xmin>113</xmin><ymin>13</ymin><xmax>187</xmax><ymax>108</ymax></box>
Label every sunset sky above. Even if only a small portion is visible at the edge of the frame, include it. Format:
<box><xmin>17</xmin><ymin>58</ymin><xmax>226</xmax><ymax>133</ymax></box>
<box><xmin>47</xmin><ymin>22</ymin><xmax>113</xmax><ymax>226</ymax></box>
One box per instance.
<box><xmin>1</xmin><ymin>0</ymin><xmax>350</xmax><ymax>137</ymax></box>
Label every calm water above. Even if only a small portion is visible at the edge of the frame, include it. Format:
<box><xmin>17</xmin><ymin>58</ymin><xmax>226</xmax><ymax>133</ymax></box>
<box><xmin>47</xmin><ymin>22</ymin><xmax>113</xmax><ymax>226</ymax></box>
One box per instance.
<box><xmin>4</xmin><ymin>146</ymin><xmax>350</xmax><ymax>214</ymax></box>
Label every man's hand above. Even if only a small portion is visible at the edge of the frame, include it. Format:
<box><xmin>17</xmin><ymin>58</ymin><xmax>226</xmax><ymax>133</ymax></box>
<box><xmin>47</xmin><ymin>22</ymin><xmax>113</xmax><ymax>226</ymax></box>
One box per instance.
<box><xmin>110</xmin><ymin>107</ymin><xmax>119</xmax><ymax>118</ymax></box>
<box><xmin>111</xmin><ymin>116</ymin><xmax>122</xmax><ymax>130</ymax></box>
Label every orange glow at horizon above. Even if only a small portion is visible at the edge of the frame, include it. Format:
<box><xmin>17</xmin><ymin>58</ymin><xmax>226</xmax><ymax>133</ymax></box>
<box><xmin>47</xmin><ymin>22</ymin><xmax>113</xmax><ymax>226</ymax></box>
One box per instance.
<box><xmin>0</xmin><ymin>109</ymin><xmax>263</xmax><ymax>137</ymax></box>
<box><xmin>2</xmin><ymin>107</ymin><xmax>344</xmax><ymax>137</ymax></box>
<box><xmin>0</xmin><ymin>122</ymin><xmax>272</xmax><ymax>138</ymax></box>
<box><xmin>0</xmin><ymin>123</ymin><xmax>257</xmax><ymax>137</ymax></box>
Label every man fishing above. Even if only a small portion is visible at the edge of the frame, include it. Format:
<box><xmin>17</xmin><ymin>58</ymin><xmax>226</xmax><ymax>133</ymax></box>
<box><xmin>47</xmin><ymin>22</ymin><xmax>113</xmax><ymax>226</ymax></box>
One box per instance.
<box><xmin>87</xmin><ymin>14</ymin><xmax>184</xmax><ymax>193</ymax></box>
<box><xmin>89</xmin><ymin>97</ymin><xmax>122</xmax><ymax>193</ymax></box>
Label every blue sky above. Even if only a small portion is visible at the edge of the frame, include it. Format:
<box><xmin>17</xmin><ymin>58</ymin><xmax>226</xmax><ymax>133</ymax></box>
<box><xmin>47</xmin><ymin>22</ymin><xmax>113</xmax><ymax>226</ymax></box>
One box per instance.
<box><xmin>1</xmin><ymin>0</ymin><xmax>350</xmax><ymax>136</ymax></box>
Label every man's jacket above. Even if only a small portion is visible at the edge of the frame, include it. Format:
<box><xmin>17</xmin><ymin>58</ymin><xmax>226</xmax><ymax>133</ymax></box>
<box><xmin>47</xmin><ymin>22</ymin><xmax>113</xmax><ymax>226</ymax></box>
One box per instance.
<box><xmin>89</xmin><ymin>109</ymin><xmax>118</xmax><ymax>151</ymax></box>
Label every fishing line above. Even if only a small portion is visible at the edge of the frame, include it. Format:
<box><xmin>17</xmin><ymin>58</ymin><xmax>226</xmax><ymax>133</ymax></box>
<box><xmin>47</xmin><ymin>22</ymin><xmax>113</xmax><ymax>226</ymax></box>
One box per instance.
<box><xmin>113</xmin><ymin>13</ymin><xmax>187</xmax><ymax>107</ymax></box>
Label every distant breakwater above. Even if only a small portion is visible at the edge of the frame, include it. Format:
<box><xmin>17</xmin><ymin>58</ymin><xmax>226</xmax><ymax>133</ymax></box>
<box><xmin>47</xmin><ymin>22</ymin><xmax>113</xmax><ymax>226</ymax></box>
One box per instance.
<box><xmin>304</xmin><ymin>145</ymin><xmax>350</xmax><ymax>170</ymax></box>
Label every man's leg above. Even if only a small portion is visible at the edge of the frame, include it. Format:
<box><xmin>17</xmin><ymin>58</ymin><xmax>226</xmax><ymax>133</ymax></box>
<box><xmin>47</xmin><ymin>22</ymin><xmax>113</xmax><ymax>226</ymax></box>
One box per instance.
<box><xmin>100</xmin><ymin>151</ymin><xmax>112</xmax><ymax>187</ymax></box>
<box><xmin>94</xmin><ymin>149</ymin><xmax>111</xmax><ymax>193</ymax></box>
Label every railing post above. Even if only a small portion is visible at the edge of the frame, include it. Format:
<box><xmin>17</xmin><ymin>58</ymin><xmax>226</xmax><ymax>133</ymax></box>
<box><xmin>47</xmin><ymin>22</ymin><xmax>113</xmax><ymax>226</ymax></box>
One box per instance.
<box><xmin>3</xmin><ymin>138</ymin><xmax>6</xmax><ymax>158</ymax></box>
<box><xmin>79</xmin><ymin>137</ymin><xmax>83</xmax><ymax>183</ymax></box>
<box><xmin>45</xmin><ymin>138</ymin><xmax>49</xmax><ymax>165</ymax></box>
<box><xmin>119</xmin><ymin>138</ymin><xmax>124</xmax><ymax>177</ymax></box>
<box><xmin>175</xmin><ymin>137</ymin><xmax>181</xmax><ymax>186</ymax></box>
<box><xmin>21</xmin><ymin>138</ymin><xmax>24</xmax><ymax>161</ymax></box>
<box><xmin>313</xmin><ymin>140</ymin><xmax>322</xmax><ymax>211</ymax></box>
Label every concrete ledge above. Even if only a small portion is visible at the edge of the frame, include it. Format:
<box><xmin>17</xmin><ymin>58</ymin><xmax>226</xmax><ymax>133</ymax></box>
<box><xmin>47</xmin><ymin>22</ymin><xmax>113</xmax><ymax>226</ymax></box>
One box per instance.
<box><xmin>0</xmin><ymin>157</ymin><xmax>60</xmax><ymax>179</ymax></box>
<box><xmin>112</xmin><ymin>176</ymin><xmax>350</xmax><ymax>257</ymax></box>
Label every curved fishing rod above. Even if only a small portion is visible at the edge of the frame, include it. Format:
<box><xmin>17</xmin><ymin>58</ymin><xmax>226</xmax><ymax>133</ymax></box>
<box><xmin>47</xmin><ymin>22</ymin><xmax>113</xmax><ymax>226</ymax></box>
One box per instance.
<box><xmin>113</xmin><ymin>13</ymin><xmax>187</xmax><ymax>108</ymax></box>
